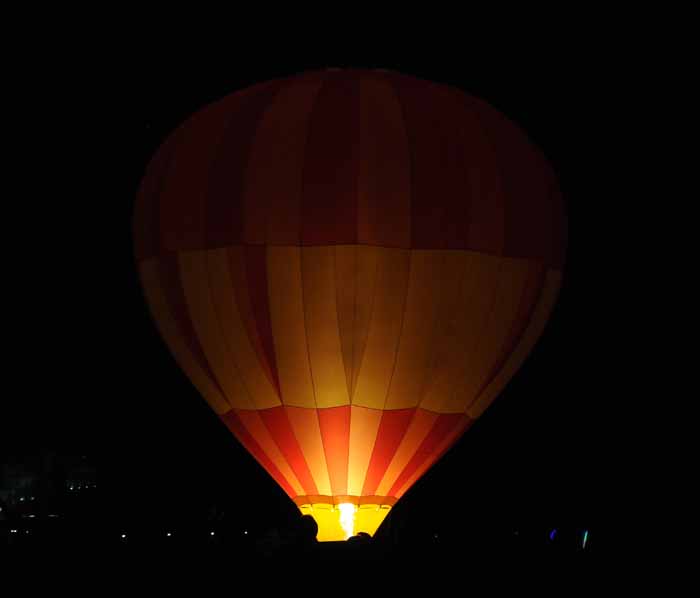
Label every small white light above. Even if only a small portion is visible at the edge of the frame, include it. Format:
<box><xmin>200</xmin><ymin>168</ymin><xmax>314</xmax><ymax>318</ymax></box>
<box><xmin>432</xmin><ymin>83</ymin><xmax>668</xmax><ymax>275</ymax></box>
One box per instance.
<box><xmin>10</xmin><ymin>529</ymin><xmax>17</xmax><ymax>533</ymax></box>
<box><xmin>167</xmin><ymin>532</ymin><xmax>172</xmax><ymax>537</ymax></box>
<box><xmin>25</xmin><ymin>530</ymin><xmax>30</xmax><ymax>534</ymax></box>
<box><xmin>48</xmin><ymin>514</ymin><xmax>58</xmax><ymax>518</ymax></box>
<box><xmin>244</xmin><ymin>530</ymin><xmax>248</xmax><ymax>535</ymax></box>
<box><xmin>121</xmin><ymin>534</ymin><xmax>126</xmax><ymax>539</ymax></box>
<box><xmin>19</xmin><ymin>497</ymin><xmax>24</xmax><ymax>502</ymax></box>
<box><xmin>210</xmin><ymin>532</ymin><xmax>215</xmax><ymax>536</ymax></box>
<box><xmin>28</xmin><ymin>514</ymin><xmax>36</xmax><ymax>518</ymax></box>
<box><xmin>30</xmin><ymin>497</ymin><xmax>35</xmax><ymax>501</ymax></box>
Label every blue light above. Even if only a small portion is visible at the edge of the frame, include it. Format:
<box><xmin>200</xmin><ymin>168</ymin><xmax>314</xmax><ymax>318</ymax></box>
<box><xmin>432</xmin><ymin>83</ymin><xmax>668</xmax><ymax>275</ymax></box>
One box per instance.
<box><xmin>549</xmin><ymin>529</ymin><xmax>557</xmax><ymax>541</ymax></box>
<box><xmin>583</xmin><ymin>530</ymin><xmax>589</xmax><ymax>549</ymax></box>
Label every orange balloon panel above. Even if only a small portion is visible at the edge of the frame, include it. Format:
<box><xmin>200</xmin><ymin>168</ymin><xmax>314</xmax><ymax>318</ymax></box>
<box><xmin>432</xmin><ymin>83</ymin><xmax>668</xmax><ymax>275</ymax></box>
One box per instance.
<box><xmin>134</xmin><ymin>69</ymin><xmax>566</xmax><ymax>541</ymax></box>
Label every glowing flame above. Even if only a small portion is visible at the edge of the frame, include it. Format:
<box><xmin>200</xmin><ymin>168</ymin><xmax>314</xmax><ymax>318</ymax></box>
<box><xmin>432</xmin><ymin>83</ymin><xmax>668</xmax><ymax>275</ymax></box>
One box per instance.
<box><xmin>338</xmin><ymin>503</ymin><xmax>356</xmax><ymax>540</ymax></box>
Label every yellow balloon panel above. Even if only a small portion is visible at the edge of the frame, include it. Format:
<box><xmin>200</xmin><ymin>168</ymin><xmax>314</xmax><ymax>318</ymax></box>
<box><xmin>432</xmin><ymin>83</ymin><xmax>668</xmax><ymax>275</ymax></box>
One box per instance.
<box><xmin>205</xmin><ymin>248</ymin><xmax>281</xmax><ymax>410</ymax></box>
<box><xmin>178</xmin><ymin>251</ymin><xmax>255</xmax><ymax>410</ymax></box>
<box><xmin>301</xmin><ymin>246</ymin><xmax>351</xmax><ymax>408</ymax></box>
<box><xmin>266</xmin><ymin>246</ymin><xmax>316</xmax><ymax>408</ymax></box>
<box><xmin>352</xmin><ymin>248</ymin><xmax>411</xmax><ymax>409</ymax></box>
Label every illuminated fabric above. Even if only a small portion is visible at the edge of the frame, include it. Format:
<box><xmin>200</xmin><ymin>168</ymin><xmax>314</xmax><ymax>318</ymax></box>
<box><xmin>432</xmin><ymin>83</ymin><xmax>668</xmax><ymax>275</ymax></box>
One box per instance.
<box><xmin>134</xmin><ymin>69</ymin><xmax>566</xmax><ymax>541</ymax></box>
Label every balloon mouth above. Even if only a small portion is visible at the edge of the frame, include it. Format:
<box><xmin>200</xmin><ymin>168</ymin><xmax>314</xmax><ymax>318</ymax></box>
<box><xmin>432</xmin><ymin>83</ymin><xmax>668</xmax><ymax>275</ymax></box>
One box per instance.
<box><xmin>295</xmin><ymin>496</ymin><xmax>395</xmax><ymax>542</ymax></box>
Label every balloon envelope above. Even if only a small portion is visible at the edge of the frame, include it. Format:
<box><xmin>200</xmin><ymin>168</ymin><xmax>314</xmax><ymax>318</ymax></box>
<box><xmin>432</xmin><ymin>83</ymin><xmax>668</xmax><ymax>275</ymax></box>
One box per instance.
<box><xmin>134</xmin><ymin>69</ymin><xmax>566</xmax><ymax>541</ymax></box>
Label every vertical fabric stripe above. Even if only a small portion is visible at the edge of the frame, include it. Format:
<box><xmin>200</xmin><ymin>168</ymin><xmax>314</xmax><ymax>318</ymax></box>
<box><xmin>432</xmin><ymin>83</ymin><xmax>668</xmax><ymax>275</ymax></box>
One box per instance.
<box><xmin>357</xmin><ymin>75</ymin><xmax>411</xmax><ymax>248</ymax></box>
<box><xmin>392</xmin><ymin>415</ymin><xmax>473</xmax><ymax>499</ymax></box>
<box><xmin>301</xmin><ymin>73</ymin><xmax>360</xmax><ymax>245</ymax></box>
<box><xmin>204</xmin><ymin>81</ymin><xmax>284</xmax><ymax>248</ymax></box>
<box><xmin>413</xmin><ymin>251</ymin><xmax>469</xmax><ymax>407</ymax></box>
<box><xmin>455</xmin><ymin>257</ymin><xmax>533</xmax><ymax>410</ymax></box>
<box><xmin>419</xmin><ymin>252</ymin><xmax>503</xmax><ymax>413</ymax></box>
<box><xmin>243</xmin><ymin>245</ymin><xmax>280</xmax><ymax>394</ymax></box>
<box><xmin>347</xmin><ymin>406</ymin><xmax>383</xmax><ymax>496</ymax></box>
<box><xmin>375</xmin><ymin>408</ymin><xmax>439</xmax><ymax>496</ymax></box>
<box><xmin>388</xmin><ymin>74</ymin><xmax>470</xmax><ymax>250</ymax></box>
<box><xmin>153</xmin><ymin>255</ymin><xmax>227</xmax><ymax>401</ymax></box>
<box><xmin>158</xmin><ymin>99</ymin><xmax>232</xmax><ymax>253</ymax></box>
<box><xmin>221</xmin><ymin>410</ymin><xmax>297</xmax><ymax>498</ymax></box>
<box><xmin>352</xmin><ymin>248</ymin><xmax>411</xmax><ymax>409</ymax></box>
<box><xmin>467</xmin><ymin>270</ymin><xmax>562</xmax><ymax>418</ymax></box>
<box><xmin>455</xmin><ymin>92</ymin><xmax>508</xmax><ymax>254</ymax></box>
<box><xmin>204</xmin><ymin>249</ymin><xmax>281</xmax><ymax>409</ymax></box>
<box><xmin>334</xmin><ymin>244</ymin><xmax>357</xmax><ymax>400</ymax></box>
<box><xmin>384</xmin><ymin>251</ymin><xmax>445</xmax><ymax>409</ymax></box>
<box><xmin>388</xmin><ymin>413</ymin><xmax>469</xmax><ymax>497</ymax></box>
<box><xmin>335</xmin><ymin>245</ymin><xmax>382</xmax><ymax>403</ymax></box>
<box><xmin>226</xmin><ymin>246</ymin><xmax>281</xmax><ymax>395</ymax></box>
<box><xmin>178</xmin><ymin>250</ymin><xmax>255</xmax><ymax>410</ymax></box>
<box><xmin>134</xmin><ymin>130</ymin><xmax>179</xmax><ymax>262</ymax></box>
<box><xmin>351</xmin><ymin>245</ymin><xmax>380</xmax><ymax>401</ymax></box>
<box><xmin>474</xmin><ymin>262</ymin><xmax>546</xmax><ymax>400</ymax></box>
<box><xmin>237</xmin><ymin>73</ymin><xmax>326</xmax><ymax>246</ymax></box>
<box><xmin>302</xmin><ymin>246</ymin><xmax>350</xmax><ymax>408</ymax></box>
<box><xmin>233</xmin><ymin>408</ymin><xmax>305</xmax><ymax>496</ymax></box>
<box><xmin>285</xmin><ymin>406</ymin><xmax>332</xmax><ymax>496</ymax></box>
<box><xmin>139</xmin><ymin>259</ymin><xmax>230</xmax><ymax>414</ymax></box>
<box><xmin>362</xmin><ymin>408</ymin><xmax>415</xmax><ymax>496</ymax></box>
<box><xmin>478</xmin><ymin>97</ymin><xmax>556</xmax><ymax>263</ymax></box>
<box><xmin>267</xmin><ymin>246</ymin><xmax>316</xmax><ymax>408</ymax></box>
<box><xmin>318</xmin><ymin>405</ymin><xmax>351</xmax><ymax>496</ymax></box>
<box><xmin>258</xmin><ymin>407</ymin><xmax>319</xmax><ymax>496</ymax></box>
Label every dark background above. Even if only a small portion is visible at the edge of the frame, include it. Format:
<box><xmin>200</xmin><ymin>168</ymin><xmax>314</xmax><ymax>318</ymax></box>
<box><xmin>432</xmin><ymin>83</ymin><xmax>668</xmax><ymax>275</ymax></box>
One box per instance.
<box><xmin>3</xmin><ymin>42</ymin><xmax>629</xmax><ymax>558</ymax></box>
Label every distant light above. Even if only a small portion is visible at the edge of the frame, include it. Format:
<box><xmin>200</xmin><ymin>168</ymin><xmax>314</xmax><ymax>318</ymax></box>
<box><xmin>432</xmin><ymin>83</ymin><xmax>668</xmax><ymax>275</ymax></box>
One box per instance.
<box><xmin>244</xmin><ymin>530</ymin><xmax>248</xmax><ymax>535</ymax></box>
<box><xmin>25</xmin><ymin>530</ymin><xmax>30</xmax><ymax>534</ymax></box>
<box><xmin>28</xmin><ymin>514</ymin><xmax>36</xmax><ymax>518</ymax></box>
<box><xmin>434</xmin><ymin>534</ymin><xmax>438</xmax><ymax>539</ymax></box>
<box><xmin>210</xmin><ymin>532</ymin><xmax>215</xmax><ymax>536</ymax></box>
<box><xmin>121</xmin><ymin>534</ymin><xmax>126</xmax><ymax>539</ymax></box>
<box><xmin>550</xmin><ymin>529</ymin><xmax>557</xmax><ymax>541</ymax></box>
<box><xmin>30</xmin><ymin>497</ymin><xmax>35</xmax><ymax>501</ymax></box>
<box><xmin>19</xmin><ymin>497</ymin><xmax>24</xmax><ymax>502</ymax></box>
<box><xmin>583</xmin><ymin>530</ymin><xmax>589</xmax><ymax>549</ymax></box>
<box><xmin>10</xmin><ymin>529</ymin><xmax>17</xmax><ymax>533</ymax></box>
<box><xmin>48</xmin><ymin>514</ymin><xmax>58</xmax><ymax>518</ymax></box>
<box><xmin>167</xmin><ymin>532</ymin><xmax>172</xmax><ymax>537</ymax></box>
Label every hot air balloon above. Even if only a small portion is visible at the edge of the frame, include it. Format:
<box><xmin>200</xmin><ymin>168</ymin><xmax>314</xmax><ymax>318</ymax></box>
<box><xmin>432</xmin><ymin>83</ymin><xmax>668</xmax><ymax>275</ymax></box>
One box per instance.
<box><xmin>133</xmin><ymin>69</ymin><xmax>566</xmax><ymax>542</ymax></box>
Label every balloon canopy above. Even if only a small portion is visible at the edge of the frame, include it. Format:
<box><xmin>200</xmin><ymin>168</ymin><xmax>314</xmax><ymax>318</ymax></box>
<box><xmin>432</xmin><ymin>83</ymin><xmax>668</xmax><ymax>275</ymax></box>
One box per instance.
<box><xmin>133</xmin><ymin>69</ymin><xmax>566</xmax><ymax>541</ymax></box>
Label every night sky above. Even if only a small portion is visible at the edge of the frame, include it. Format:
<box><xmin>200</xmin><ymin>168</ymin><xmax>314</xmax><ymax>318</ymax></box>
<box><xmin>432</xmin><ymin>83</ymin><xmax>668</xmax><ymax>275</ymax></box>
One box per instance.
<box><xmin>4</xmin><ymin>46</ymin><xmax>624</xmax><ymax>549</ymax></box>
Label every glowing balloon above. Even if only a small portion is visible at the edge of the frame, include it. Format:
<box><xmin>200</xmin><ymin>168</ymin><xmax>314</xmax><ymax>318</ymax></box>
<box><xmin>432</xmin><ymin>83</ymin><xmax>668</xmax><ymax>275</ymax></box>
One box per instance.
<box><xmin>133</xmin><ymin>69</ymin><xmax>566</xmax><ymax>541</ymax></box>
